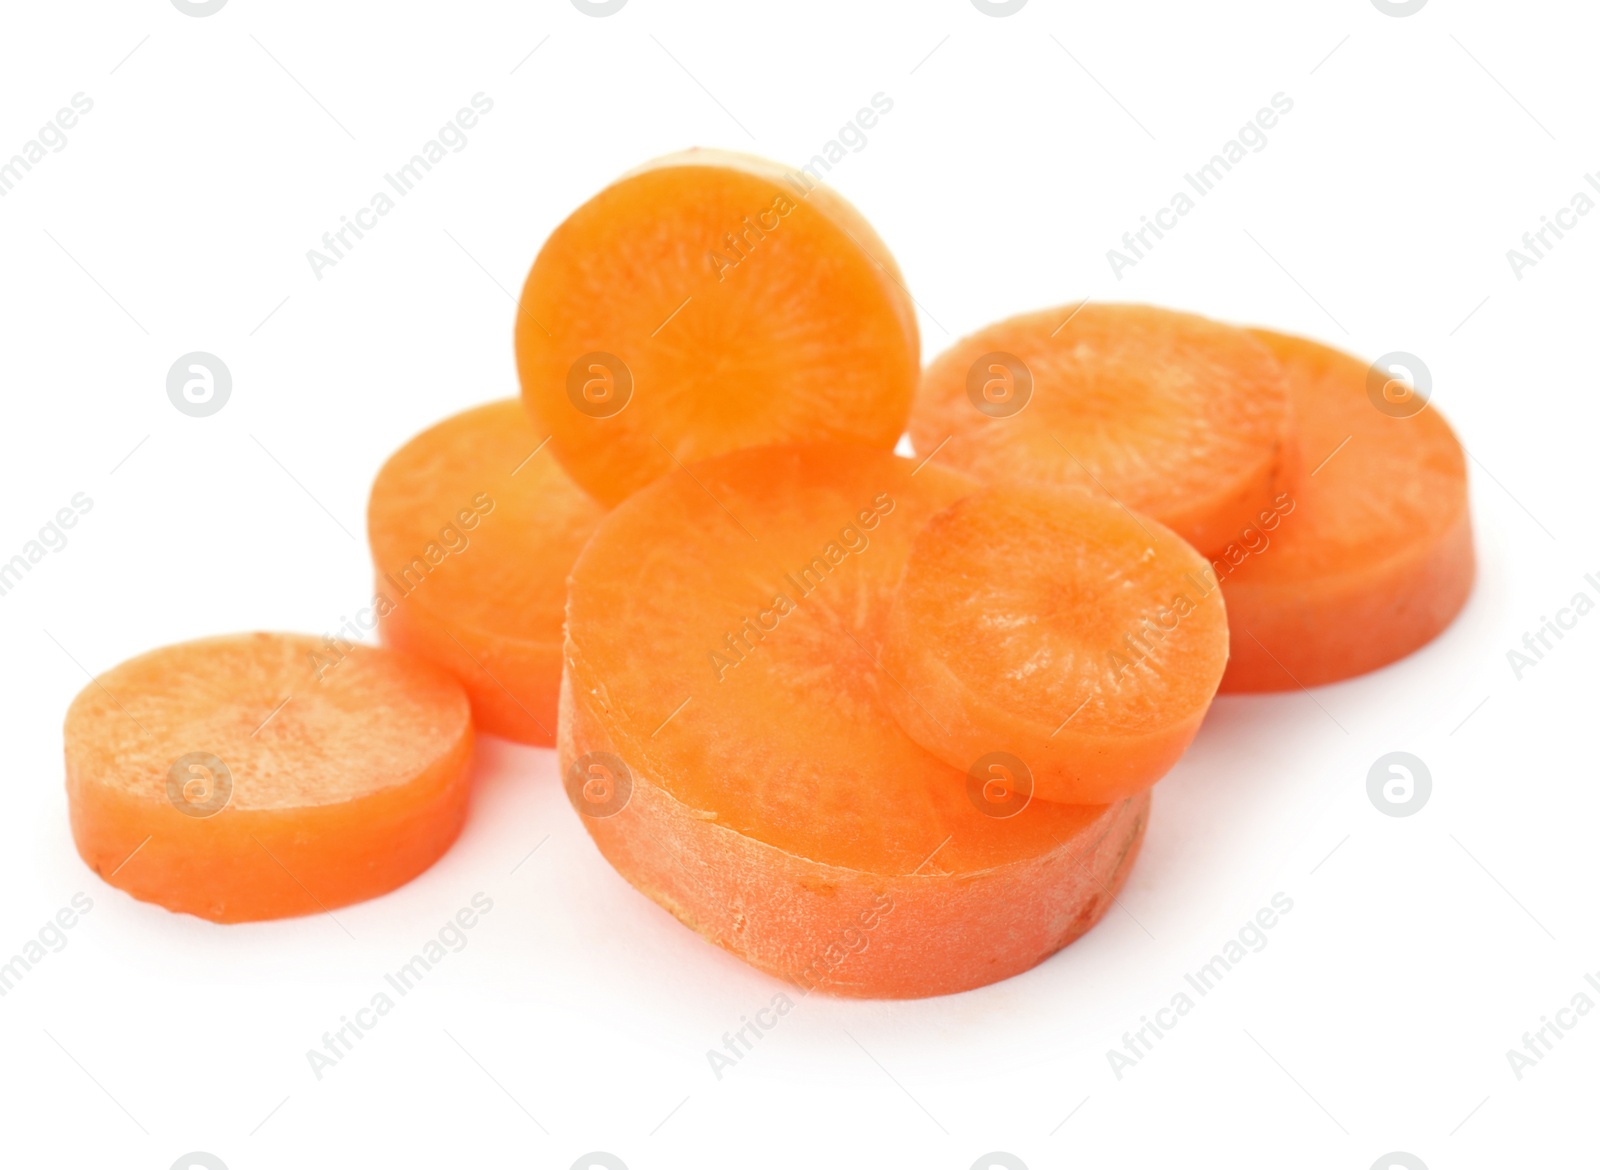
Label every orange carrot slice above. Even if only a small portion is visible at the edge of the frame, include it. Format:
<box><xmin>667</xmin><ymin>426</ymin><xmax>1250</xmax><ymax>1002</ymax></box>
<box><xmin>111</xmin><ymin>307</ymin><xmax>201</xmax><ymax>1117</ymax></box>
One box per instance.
<box><xmin>367</xmin><ymin>399</ymin><xmax>604</xmax><ymax>744</ymax></box>
<box><xmin>562</xmin><ymin>442</ymin><xmax>1148</xmax><ymax>999</ymax></box>
<box><xmin>910</xmin><ymin>303</ymin><xmax>1295</xmax><ymax>557</ymax></box>
<box><xmin>64</xmin><ymin>633</ymin><xmax>473</xmax><ymax>923</ymax></box>
<box><xmin>516</xmin><ymin>150</ymin><xmax>920</xmax><ymax>507</ymax></box>
<box><xmin>881</xmin><ymin>484</ymin><xmax>1228</xmax><ymax>805</ymax></box>
<box><xmin>1218</xmin><ymin>331</ymin><xmax>1474</xmax><ymax>691</ymax></box>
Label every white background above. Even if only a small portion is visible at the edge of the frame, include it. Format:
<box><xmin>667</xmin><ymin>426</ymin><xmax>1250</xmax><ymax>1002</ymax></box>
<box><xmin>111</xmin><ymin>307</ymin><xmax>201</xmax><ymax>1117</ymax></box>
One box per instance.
<box><xmin>1</xmin><ymin>1</ymin><xmax>1595</xmax><ymax>1167</ymax></box>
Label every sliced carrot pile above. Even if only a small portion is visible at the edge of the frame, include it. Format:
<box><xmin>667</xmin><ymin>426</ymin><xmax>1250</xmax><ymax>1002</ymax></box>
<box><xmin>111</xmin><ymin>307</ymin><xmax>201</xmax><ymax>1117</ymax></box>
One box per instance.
<box><xmin>910</xmin><ymin>304</ymin><xmax>1295</xmax><ymax>557</ymax></box>
<box><xmin>1219</xmin><ymin>331</ymin><xmax>1474</xmax><ymax>691</ymax></box>
<box><xmin>562</xmin><ymin>442</ymin><xmax>1148</xmax><ymax>999</ymax></box>
<box><xmin>64</xmin><ymin>633</ymin><xmax>473</xmax><ymax>922</ymax></box>
<box><xmin>367</xmin><ymin>399</ymin><xmax>604</xmax><ymax>744</ymax></box>
<box><xmin>882</xmin><ymin>484</ymin><xmax>1228</xmax><ymax>804</ymax></box>
<box><xmin>516</xmin><ymin>149</ymin><xmax>920</xmax><ymax>507</ymax></box>
<box><xmin>58</xmin><ymin>134</ymin><xmax>1481</xmax><ymax>1001</ymax></box>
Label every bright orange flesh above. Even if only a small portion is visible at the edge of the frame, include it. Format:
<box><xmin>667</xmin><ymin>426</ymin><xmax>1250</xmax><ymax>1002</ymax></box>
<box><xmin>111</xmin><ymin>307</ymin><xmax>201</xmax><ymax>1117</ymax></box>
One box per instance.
<box><xmin>64</xmin><ymin>633</ymin><xmax>473</xmax><ymax>922</ymax></box>
<box><xmin>910</xmin><ymin>304</ymin><xmax>1295</xmax><ymax>557</ymax></box>
<box><xmin>1219</xmin><ymin>332</ymin><xmax>1474</xmax><ymax>690</ymax></box>
<box><xmin>368</xmin><ymin>400</ymin><xmax>604</xmax><ymax>744</ymax></box>
<box><xmin>882</xmin><ymin>485</ymin><xmax>1228</xmax><ymax>804</ymax></box>
<box><xmin>562</xmin><ymin>442</ymin><xmax>1149</xmax><ymax>999</ymax></box>
<box><xmin>517</xmin><ymin>150</ymin><xmax>920</xmax><ymax>507</ymax></box>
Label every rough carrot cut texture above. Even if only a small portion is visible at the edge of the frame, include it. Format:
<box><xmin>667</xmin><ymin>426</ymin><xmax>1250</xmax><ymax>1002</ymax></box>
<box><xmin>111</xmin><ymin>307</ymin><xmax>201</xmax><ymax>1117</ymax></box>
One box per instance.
<box><xmin>64</xmin><ymin>633</ymin><xmax>473</xmax><ymax>922</ymax></box>
<box><xmin>1219</xmin><ymin>331</ymin><xmax>1474</xmax><ymax>690</ymax></box>
<box><xmin>562</xmin><ymin>442</ymin><xmax>1148</xmax><ymax>999</ymax></box>
<box><xmin>517</xmin><ymin>149</ymin><xmax>920</xmax><ymax>507</ymax></box>
<box><xmin>910</xmin><ymin>303</ymin><xmax>1295</xmax><ymax>557</ymax></box>
<box><xmin>368</xmin><ymin>399</ymin><xmax>604</xmax><ymax>744</ymax></box>
<box><xmin>882</xmin><ymin>485</ymin><xmax>1228</xmax><ymax>805</ymax></box>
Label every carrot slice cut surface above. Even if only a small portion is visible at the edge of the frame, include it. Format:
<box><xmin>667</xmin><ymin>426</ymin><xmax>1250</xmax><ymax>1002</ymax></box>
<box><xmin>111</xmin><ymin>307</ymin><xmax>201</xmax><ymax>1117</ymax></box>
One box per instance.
<box><xmin>517</xmin><ymin>150</ymin><xmax>920</xmax><ymax>507</ymax></box>
<box><xmin>910</xmin><ymin>304</ymin><xmax>1294</xmax><ymax>557</ymax></box>
<box><xmin>368</xmin><ymin>399</ymin><xmax>604</xmax><ymax>744</ymax></box>
<box><xmin>1218</xmin><ymin>331</ymin><xmax>1474</xmax><ymax>691</ymax></box>
<box><xmin>64</xmin><ymin>633</ymin><xmax>473</xmax><ymax>923</ymax></box>
<box><xmin>562</xmin><ymin>442</ymin><xmax>1148</xmax><ymax>999</ymax></box>
<box><xmin>882</xmin><ymin>485</ymin><xmax>1228</xmax><ymax>805</ymax></box>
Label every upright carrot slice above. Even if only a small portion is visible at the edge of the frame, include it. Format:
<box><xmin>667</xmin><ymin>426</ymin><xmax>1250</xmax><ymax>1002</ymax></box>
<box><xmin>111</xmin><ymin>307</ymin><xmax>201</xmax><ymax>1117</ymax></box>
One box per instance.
<box><xmin>65</xmin><ymin>633</ymin><xmax>473</xmax><ymax>923</ymax></box>
<box><xmin>881</xmin><ymin>485</ymin><xmax>1228</xmax><ymax>805</ymax></box>
<box><xmin>368</xmin><ymin>399</ymin><xmax>604</xmax><ymax>744</ymax></box>
<box><xmin>1218</xmin><ymin>332</ymin><xmax>1474</xmax><ymax>691</ymax></box>
<box><xmin>516</xmin><ymin>150</ymin><xmax>920</xmax><ymax>507</ymax></box>
<box><xmin>562</xmin><ymin>442</ymin><xmax>1148</xmax><ymax>999</ymax></box>
<box><xmin>910</xmin><ymin>304</ymin><xmax>1294</xmax><ymax>557</ymax></box>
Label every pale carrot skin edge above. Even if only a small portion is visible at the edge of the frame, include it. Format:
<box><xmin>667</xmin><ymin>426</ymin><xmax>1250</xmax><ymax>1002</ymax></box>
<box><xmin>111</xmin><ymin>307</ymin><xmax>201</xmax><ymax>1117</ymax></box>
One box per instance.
<box><xmin>561</xmin><ymin>667</ymin><xmax>1150</xmax><ymax>1000</ymax></box>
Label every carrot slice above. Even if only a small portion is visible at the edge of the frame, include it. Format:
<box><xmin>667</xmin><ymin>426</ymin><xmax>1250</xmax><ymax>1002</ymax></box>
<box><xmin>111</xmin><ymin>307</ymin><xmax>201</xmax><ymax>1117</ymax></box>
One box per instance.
<box><xmin>64</xmin><ymin>633</ymin><xmax>473</xmax><ymax>922</ymax></box>
<box><xmin>881</xmin><ymin>485</ymin><xmax>1228</xmax><ymax>805</ymax></box>
<box><xmin>562</xmin><ymin>442</ymin><xmax>1149</xmax><ymax>999</ymax></box>
<box><xmin>910</xmin><ymin>303</ymin><xmax>1295</xmax><ymax>557</ymax></box>
<box><xmin>1218</xmin><ymin>331</ymin><xmax>1474</xmax><ymax>691</ymax></box>
<box><xmin>367</xmin><ymin>399</ymin><xmax>604</xmax><ymax>744</ymax></box>
<box><xmin>516</xmin><ymin>150</ymin><xmax>920</xmax><ymax>507</ymax></box>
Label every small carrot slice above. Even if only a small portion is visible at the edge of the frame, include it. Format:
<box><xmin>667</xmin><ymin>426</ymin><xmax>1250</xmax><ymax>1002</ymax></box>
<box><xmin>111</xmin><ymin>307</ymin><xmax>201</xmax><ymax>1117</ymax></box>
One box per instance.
<box><xmin>64</xmin><ymin>633</ymin><xmax>473</xmax><ymax>923</ymax></box>
<box><xmin>1218</xmin><ymin>331</ymin><xmax>1474</xmax><ymax>691</ymax></box>
<box><xmin>562</xmin><ymin>442</ymin><xmax>1149</xmax><ymax>999</ymax></box>
<box><xmin>516</xmin><ymin>150</ymin><xmax>920</xmax><ymax>507</ymax></box>
<box><xmin>882</xmin><ymin>485</ymin><xmax>1228</xmax><ymax>805</ymax></box>
<box><xmin>367</xmin><ymin>399</ymin><xmax>604</xmax><ymax>744</ymax></box>
<box><xmin>910</xmin><ymin>303</ymin><xmax>1295</xmax><ymax>557</ymax></box>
